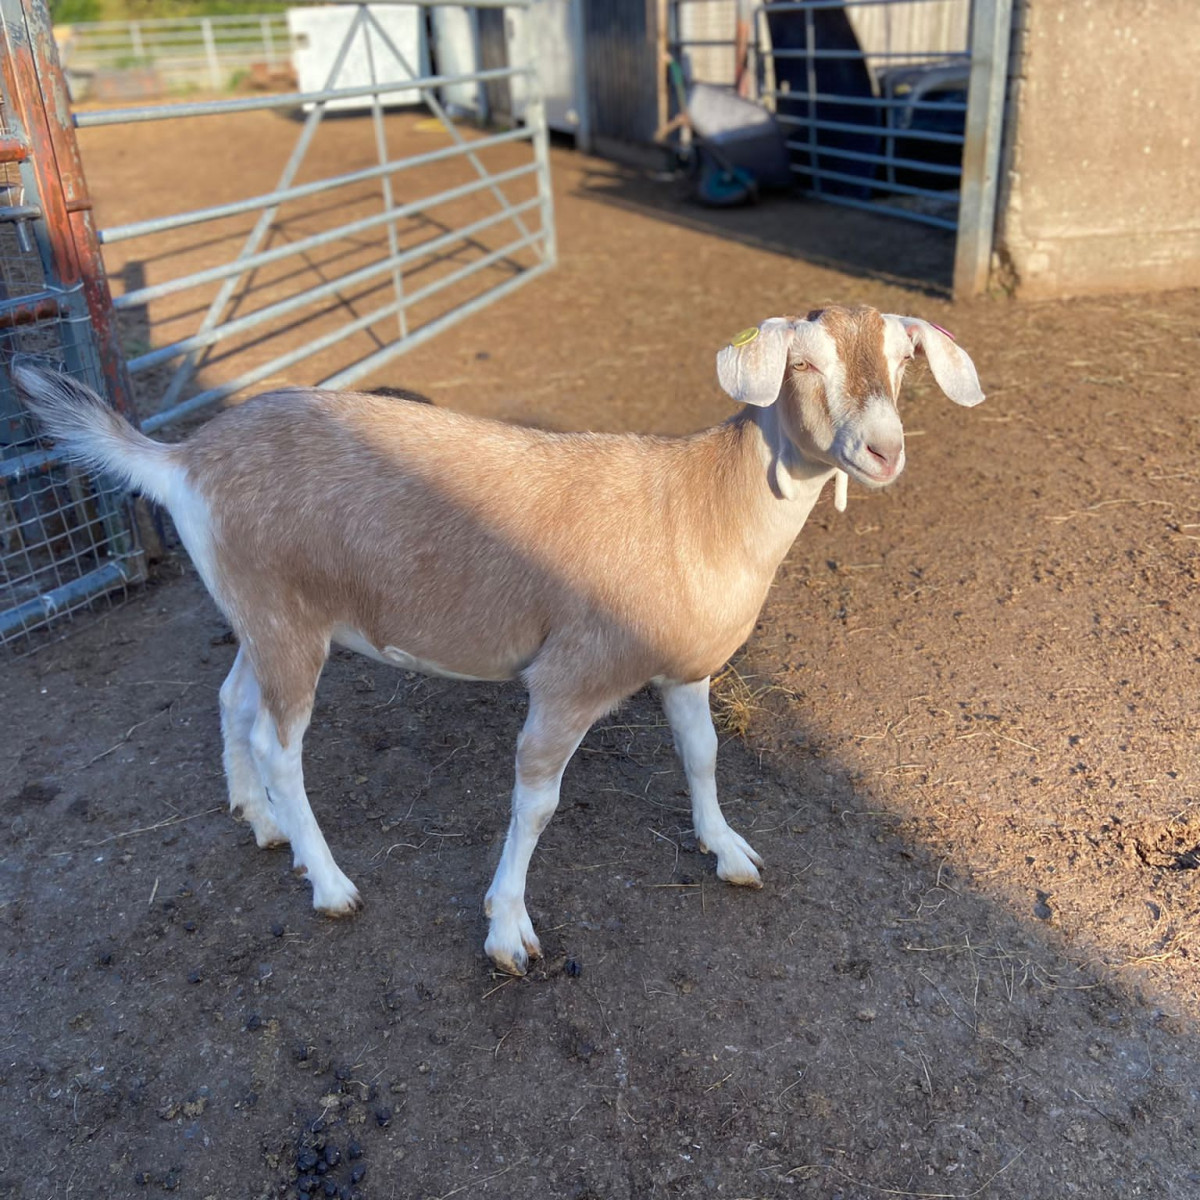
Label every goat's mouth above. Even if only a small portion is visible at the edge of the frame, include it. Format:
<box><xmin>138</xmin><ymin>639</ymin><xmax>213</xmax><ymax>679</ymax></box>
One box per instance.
<box><xmin>836</xmin><ymin>448</ymin><xmax>905</xmax><ymax>488</ymax></box>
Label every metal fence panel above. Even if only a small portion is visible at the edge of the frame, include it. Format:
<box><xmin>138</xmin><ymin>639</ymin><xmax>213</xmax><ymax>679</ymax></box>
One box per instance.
<box><xmin>669</xmin><ymin>0</ymin><xmax>1011</xmax><ymax>275</ymax></box>
<box><xmin>76</xmin><ymin>2</ymin><xmax>554</xmax><ymax>432</ymax></box>
<box><xmin>1</xmin><ymin>0</ymin><xmax>144</xmax><ymax>654</ymax></box>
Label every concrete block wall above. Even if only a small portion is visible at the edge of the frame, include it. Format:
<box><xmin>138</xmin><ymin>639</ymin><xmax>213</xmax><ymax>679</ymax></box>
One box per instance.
<box><xmin>993</xmin><ymin>0</ymin><xmax>1200</xmax><ymax>299</ymax></box>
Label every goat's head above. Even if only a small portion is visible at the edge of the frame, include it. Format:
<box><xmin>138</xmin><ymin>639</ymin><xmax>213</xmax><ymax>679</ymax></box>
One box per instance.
<box><xmin>717</xmin><ymin>304</ymin><xmax>983</xmax><ymax>489</ymax></box>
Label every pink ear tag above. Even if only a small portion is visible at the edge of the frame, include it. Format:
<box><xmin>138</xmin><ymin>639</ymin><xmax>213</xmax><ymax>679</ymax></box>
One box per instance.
<box><xmin>928</xmin><ymin>322</ymin><xmax>956</xmax><ymax>341</ymax></box>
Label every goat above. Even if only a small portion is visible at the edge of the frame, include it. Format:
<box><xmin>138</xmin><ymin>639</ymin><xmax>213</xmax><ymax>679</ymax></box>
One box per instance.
<box><xmin>13</xmin><ymin>304</ymin><xmax>983</xmax><ymax>975</ymax></box>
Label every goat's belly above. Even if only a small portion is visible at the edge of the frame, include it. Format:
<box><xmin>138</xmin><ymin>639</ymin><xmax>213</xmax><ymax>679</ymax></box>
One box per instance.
<box><xmin>331</xmin><ymin>626</ymin><xmax>515</xmax><ymax>682</ymax></box>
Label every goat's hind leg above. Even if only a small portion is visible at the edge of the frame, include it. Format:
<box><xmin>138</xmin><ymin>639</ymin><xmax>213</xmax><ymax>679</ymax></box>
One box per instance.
<box><xmin>484</xmin><ymin>690</ymin><xmax>603</xmax><ymax>975</ymax></box>
<box><xmin>658</xmin><ymin>677</ymin><xmax>763</xmax><ymax>887</ymax></box>
<box><xmin>246</xmin><ymin>643</ymin><xmax>362</xmax><ymax>916</ymax></box>
<box><xmin>220</xmin><ymin>646</ymin><xmax>286</xmax><ymax>848</ymax></box>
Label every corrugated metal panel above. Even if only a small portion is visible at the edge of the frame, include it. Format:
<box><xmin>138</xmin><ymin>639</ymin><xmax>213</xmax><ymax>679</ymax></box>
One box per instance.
<box><xmin>847</xmin><ymin>0</ymin><xmax>970</xmax><ymax>91</ymax></box>
<box><xmin>848</xmin><ymin>0</ymin><xmax>970</xmax><ymax>75</ymax></box>
<box><xmin>586</xmin><ymin>0</ymin><xmax>660</xmax><ymax>147</ymax></box>
<box><xmin>678</xmin><ymin>0</ymin><xmax>969</xmax><ymax>90</ymax></box>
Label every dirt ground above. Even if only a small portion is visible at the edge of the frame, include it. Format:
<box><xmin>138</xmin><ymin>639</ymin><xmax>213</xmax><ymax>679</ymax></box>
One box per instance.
<box><xmin>2</xmin><ymin>109</ymin><xmax>1199</xmax><ymax>1200</ymax></box>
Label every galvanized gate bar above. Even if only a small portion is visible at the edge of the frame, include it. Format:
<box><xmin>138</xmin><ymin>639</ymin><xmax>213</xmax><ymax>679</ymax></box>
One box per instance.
<box><xmin>130</xmin><ymin>195</ymin><xmax>543</xmax><ymax>375</ymax></box>
<box><xmin>319</xmin><ymin>259</ymin><xmax>553</xmax><ymax>391</ymax></box>
<box><xmin>358</xmin><ymin>5</ymin><xmax>540</xmax><ymax>253</ymax></box>
<box><xmin>143</xmin><ymin>247</ymin><xmax>553</xmax><ymax>430</ymax></box>
<box><xmin>100</xmin><ymin>124</ymin><xmax>536</xmax><ymax>245</ymax></box>
<box><xmin>767</xmin><ymin>90</ymin><xmax>967</xmax><ymax>113</ymax></box>
<box><xmin>1</xmin><ymin>434</ymin><xmax>74</xmax><ymax>483</ymax></box>
<box><xmin>114</xmin><ymin>162</ymin><xmax>540</xmax><ymax>310</ymax></box>
<box><xmin>156</xmin><ymin>2</ymin><xmax>373</xmax><ymax>413</ymax></box>
<box><xmin>774</xmin><ymin>143</ymin><xmax>962</xmax><ymax>176</ymax></box>
<box><xmin>769</xmin><ymin>47</ymin><xmax>968</xmax><ymax>59</ymax></box>
<box><xmin>74</xmin><ymin>67</ymin><xmax>527</xmax><ymax>128</ymax></box>
<box><xmin>0</xmin><ymin>559</ymin><xmax>133</xmax><ymax>643</ymax></box>
<box><xmin>362</xmin><ymin>13</ymin><xmax>408</xmax><ymax>341</ymax></box>
<box><xmin>777</xmin><ymin>115</ymin><xmax>965</xmax><ymax>145</ymax></box>
<box><xmin>750</xmin><ymin>0</ymin><xmax>952</xmax><ymax>10</ymax></box>
<box><xmin>953</xmin><ymin>0</ymin><xmax>1013</xmax><ymax>297</ymax></box>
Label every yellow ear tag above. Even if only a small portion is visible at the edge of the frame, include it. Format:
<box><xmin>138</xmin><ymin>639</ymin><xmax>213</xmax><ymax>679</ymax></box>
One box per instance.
<box><xmin>731</xmin><ymin>326</ymin><xmax>759</xmax><ymax>348</ymax></box>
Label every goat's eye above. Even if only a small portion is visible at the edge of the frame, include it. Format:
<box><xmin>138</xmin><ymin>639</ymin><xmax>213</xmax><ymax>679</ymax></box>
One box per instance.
<box><xmin>794</xmin><ymin>360</ymin><xmax>810</xmax><ymax>371</ymax></box>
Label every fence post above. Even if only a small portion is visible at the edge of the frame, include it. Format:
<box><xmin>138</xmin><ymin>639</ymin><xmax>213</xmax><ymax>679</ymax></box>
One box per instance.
<box><xmin>129</xmin><ymin>20</ymin><xmax>145</xmax><ymax>62</ymax></box>
<box><xmin>513</xmin><ymin>6</ymin><xmax>556</xmax><ymax>268</ymax></box>
<box><xmin>953</xmin><ymin>0</ymin><xmax>1013</xmax><ymax>298</ymax></box>
<box><xmin>261</xmin><ymin>14</ymin><xmax>275</xmax><ymax>66</ymax></box>
<box><xmin>201</xmin><ymin>17</ymin><xmax>221</xmax><ymax>90</ymax></box>
<box><xmin>8</xmin><ymin>0</ymin><xmax>138</xmax><ymax>423</ymax></box>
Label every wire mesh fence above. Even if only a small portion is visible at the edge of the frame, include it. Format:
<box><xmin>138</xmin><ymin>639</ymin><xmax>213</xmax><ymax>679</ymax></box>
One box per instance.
<box><xmin>0</xmin><ymin>210</ymin><xmax>139</xmax><ymax>655</ymax></box>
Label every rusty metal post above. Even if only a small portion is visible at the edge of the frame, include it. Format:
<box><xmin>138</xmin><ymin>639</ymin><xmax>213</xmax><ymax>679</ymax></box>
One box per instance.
<box><xmin>4</xmin><ymin>0</ymin><xmax>138</xmax><ymax>421</ymax></box>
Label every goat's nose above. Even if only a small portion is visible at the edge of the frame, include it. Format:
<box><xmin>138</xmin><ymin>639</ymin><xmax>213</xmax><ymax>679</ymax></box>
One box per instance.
<box><xmin>866</xmin><ymin>435</ymin><xmax>903</xmax><ymax>475</ymax></box>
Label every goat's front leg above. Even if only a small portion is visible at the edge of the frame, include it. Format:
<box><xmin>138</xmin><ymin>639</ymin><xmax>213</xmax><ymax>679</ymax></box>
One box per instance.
<box><xmin>658</xmin><ymin>677</ymin><xmax>763</xmax><ymax>887</ymax></box>
<box><xmin>484</xmin><ymin>696</ymin><xmax>595</xmax><ymax>975</ymax></box>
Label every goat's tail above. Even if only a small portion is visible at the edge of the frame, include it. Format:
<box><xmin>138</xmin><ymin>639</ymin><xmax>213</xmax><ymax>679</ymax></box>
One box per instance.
<box><xmin>11</xmin><ymin>362</ymin><xmax>178</xmax><ymax>506</ymax></box>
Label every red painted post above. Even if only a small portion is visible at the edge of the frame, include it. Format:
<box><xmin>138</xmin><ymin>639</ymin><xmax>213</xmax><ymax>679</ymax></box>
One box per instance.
<box><xmin>4</xmin><ymin>0</ymin><xmax>139</xmax><ymax>421</ymax></box>
<box><xmin>0</xmin><ymin>133</ymin><xmax>29</xmax><ymax>162</ymax></box>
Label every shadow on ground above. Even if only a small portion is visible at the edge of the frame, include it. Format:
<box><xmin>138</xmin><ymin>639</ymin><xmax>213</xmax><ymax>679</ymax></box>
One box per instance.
<box><xmin>1</xmin><ymin>564</ymin><xmax>1196</xmax><ymax>1200</ymax></box>
<box><xmin>572</xmin><ymin>159</ymin><xmax>957</xmax><ymax>298</ymax></box>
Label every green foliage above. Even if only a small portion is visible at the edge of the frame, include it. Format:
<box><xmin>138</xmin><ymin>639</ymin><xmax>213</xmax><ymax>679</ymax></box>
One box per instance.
<box><xmin>52</xmin><ymin>0</ymin><xmax>292</xmax><ymax>19</ymax></box>
<box><xmin>49</xmin><ymin>0</ymin><xmax>102</xmax><ymax>21</ymax></box>
<box><xmin>115</xmin><ymin>0</ymin><xmax>292</xmax><ymax>14</ymax></box>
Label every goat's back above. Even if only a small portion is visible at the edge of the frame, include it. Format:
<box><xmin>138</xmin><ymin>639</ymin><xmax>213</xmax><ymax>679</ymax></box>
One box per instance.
<box><xmin>179</xmin><ymin>389</ymin><xmax>754</xmax><ymax>687</ymax></box>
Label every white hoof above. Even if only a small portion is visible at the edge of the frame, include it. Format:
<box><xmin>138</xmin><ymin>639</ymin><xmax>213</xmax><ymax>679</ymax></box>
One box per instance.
<box><xmin>700</xmin><ymin>826</ymin><xmax>764</xmax><ymax>889</ymax></box>
<box><xmin>484</xmin><ymin>896</ymin><xmax>542</xmax><ymax>976</ymax></box>
<box><xmin>230</xmin><ymin>800</ymin><xmax>288</xmax><ymax>849</ymax></box>
<box><xmin>307</xmin><ymin>863</ymin><xmax>364</xmax><ymax>916</ymax></box>
<box><xmin>250</xmin><ymin>812</ymin><xmax>289</xmax><ymax>849</ymax></box>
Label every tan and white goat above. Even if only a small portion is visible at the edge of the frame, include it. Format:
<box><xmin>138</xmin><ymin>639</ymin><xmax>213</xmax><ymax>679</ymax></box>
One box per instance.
<box><xmin>14</xmin><ymin>304</ymin><xmax>983</xmax><ymax>975</ymax></box>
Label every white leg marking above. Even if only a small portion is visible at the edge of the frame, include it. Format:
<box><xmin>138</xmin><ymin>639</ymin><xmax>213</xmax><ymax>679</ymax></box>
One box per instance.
<box><xmin>659</xmin><ymin>677</ymin><xmax>763</xmax><ymax>887</ymax></box>
<box><xmin>484</xmin><ymin>702</ymin><xmax>591</xmax><ymax>975</ymax></box>
<box><xmin>219</xmin><ymin>648</ymin><xmax>286</xmax><ymax>849</ymax></box>
<box><xmin>248</xmin><ymin>706</ymin><xmax>362</xmax><ymax>915</ymax></box>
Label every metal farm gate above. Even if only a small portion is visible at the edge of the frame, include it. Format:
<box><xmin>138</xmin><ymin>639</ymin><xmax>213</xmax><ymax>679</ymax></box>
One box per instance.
<box><xmin>669</xmin><ymin>0</ymin><xmax>1011</xmax><ymax>295</ymax></box>
<box><xmin>0</xmin><ymin>0</ymin><xmax>554</xmax><ymax>651</ymax></box>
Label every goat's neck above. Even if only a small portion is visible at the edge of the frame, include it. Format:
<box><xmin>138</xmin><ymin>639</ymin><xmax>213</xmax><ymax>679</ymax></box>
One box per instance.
<box><xmin>695</xmin><ymin>406</ymin><xmax>834</xmax><ymax>579</ymax></box>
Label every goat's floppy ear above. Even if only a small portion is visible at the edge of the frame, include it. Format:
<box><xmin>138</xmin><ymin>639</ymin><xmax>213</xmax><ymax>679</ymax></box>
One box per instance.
<box><xmin>716</xmin><ymin>317</ymin><xmax>794</xmax><ymax>407</ymax></box>
<box><xmin>895</xmin><ymin>317</ymin><xmax>985</xmax><ymax>407</ymax></box>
